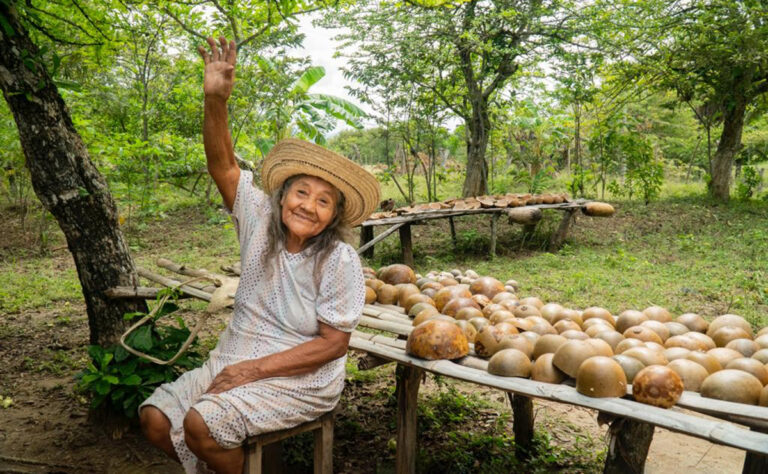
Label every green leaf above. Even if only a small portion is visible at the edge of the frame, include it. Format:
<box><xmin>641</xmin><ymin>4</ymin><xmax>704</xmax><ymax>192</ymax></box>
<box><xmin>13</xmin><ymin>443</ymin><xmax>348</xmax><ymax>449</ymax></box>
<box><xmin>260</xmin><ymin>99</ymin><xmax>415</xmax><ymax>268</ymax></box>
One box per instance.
<box><xmin>94</xmin><ymin>380</ymin><xmax>112</xmax><ymax>395</ymax></box>
<box><xmin>103</xmin><ymin>375</ymin><xmax>119</xmax><ymax>385</ymax></box>
<box><xmin>80</xmin><ymin>374</ymin><xmax>100</xmax><ymax>384</ymax></box>
<box><xmin>131</xmin><ymin>325</ymin><xmax>153</xmax><ymax>352</ymax></box>
<box><xmin>87</xmin><ymin>345</ymin><xmax>104</xmax><ymax>362</ymax></box>
<box><xmin>0</xmin><ymin>13</ymin><xmax>15</xmax><ymax>37</ymax></box>
<box><xmin>124</xmin><ymin>311</ymin><xmax>146</xmax><ymax>321</ymax></box>
<box><xmin>290</xmin><ymin>66</ymin><xmax>325</xmax><ymax>96</ymax></box>
<box><xmin>120</xmin><ymin>374</ymin><xmax>142</xmax><ymax>386</ymax></box>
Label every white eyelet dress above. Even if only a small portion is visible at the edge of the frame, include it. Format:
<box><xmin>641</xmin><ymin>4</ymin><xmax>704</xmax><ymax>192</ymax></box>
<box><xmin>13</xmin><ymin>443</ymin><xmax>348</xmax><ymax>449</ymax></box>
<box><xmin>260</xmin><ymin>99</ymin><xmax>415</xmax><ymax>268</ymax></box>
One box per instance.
<box><xmin>140</xmin><ymin>170</ymin><xmax>365</xmax><ymax>473</ymax></box>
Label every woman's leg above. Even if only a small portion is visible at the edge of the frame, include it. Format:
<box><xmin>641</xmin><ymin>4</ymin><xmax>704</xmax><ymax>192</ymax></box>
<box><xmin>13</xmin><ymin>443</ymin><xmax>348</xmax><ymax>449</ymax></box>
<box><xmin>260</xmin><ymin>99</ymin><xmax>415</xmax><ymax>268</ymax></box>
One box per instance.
<box><xmin>183</xmin><ymin>408</ymin><xmax>244</xmax><ymax>474</ymax></box>
<box><xmin>139</xmin><ymin>406</ymin><xmax>181</xmax><ymax>462</ymax></box>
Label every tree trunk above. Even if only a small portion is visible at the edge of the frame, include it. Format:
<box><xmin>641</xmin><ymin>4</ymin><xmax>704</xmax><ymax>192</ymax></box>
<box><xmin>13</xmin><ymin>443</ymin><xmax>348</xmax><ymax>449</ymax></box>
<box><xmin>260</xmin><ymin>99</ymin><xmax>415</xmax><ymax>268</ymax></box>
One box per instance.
<box><xmin>710</xmin><ymin>96</ymin><xmax>747</xmax><ymax>201</ymax></box>
<box><xmin>462</xmin><ymin>103</ymin><xmax>490</xmax><ymax>197</ymax></box>
<box><xmin>0</xmin><ymin>4</ymin><xmax>146</xmax><ymax>346</ymax></box>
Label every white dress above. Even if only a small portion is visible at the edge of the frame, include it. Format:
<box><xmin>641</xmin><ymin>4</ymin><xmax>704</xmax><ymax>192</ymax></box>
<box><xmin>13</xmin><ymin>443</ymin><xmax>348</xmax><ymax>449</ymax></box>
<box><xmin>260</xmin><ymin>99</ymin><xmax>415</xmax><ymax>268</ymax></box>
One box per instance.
<box><xmin>141</xmin><ymin>170</ymin><xmax>365</xmax><ymax>473</ymax></box>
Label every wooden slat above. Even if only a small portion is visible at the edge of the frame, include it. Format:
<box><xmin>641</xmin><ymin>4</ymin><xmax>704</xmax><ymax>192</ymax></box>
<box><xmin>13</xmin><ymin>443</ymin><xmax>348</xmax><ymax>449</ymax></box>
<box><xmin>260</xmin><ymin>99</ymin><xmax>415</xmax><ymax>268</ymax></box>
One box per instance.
<box><xmin>360</xmin><ymin>201</ymin><xmax>588</xmax><ymax>227</ymax></box>
<box><xmin>136</xmin><ymin>268</ymin><xmax>213</xmax><ymax>302</ymax></box>
<box><xmin>356</xmin><ymin>222</ymin><xmax>406</xmax><ymax>255</ymax></box>
<box><xmin>347</xmin><ymin>337</ymin><xmax>768</xmax><ymax>455</ymax></box>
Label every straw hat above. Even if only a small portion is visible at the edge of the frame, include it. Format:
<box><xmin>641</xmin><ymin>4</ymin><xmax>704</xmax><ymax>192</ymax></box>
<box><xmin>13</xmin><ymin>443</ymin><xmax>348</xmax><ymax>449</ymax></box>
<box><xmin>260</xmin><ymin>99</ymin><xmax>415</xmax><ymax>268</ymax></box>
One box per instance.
<box><xmin>261</xmin><ymin>138</ymin><xmax>380</xmax><ymax>226</ymax></box>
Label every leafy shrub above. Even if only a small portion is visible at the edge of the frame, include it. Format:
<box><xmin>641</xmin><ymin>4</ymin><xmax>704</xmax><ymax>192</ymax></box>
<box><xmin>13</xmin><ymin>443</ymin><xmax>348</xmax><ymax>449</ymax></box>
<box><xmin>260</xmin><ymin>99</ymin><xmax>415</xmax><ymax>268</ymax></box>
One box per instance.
<box><xmin>736</xmin><ymin>165</ymin><xmax>762</xmax><ymax>200</ymax></box>
<box><xmin>76</xmin><ymin>294</ymin><xmax>204</xmax><ymax>419</ymax></box>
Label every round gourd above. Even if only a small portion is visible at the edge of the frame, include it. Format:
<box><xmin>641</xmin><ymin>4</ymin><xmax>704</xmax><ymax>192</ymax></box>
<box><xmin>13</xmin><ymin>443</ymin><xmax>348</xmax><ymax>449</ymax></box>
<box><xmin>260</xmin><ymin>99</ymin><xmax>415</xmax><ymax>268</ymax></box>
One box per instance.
<box><xmin>726</xmin><ymin>358</ymin><xmax>768</xmax><ymax>385</ymax></box>
<box><xmin>726</xmin><ymin>338</ymin><xmax>759</xmax><ymax>357</ymax></box>
<box><xmin>613</xmin><ymin>354</ymin><xmax>645</xmax><ymax>382</ymax></box>
<box><xmin>533</xmin><ymin>334</ymin><xmax>567</xmax><ymax>359</ymax></box>
<box><xmin>519</xmin><ymin>296</ymin><xmax>543</xmax><ymax>309</ymax></box>
<box><xmin>553</xmin><ymin>340</ymin><xmax>598</xmax><ymax>378</ymax></box>
<box><xmin>471</xmin><ymin>294</ymin><xmax>491</xmax><ymax>308</ymax></box>
<box><xmin>700</xmin><ymin>370</ymin><xmax>763</xmax><ymax>404</ymax></box>
<box><xmin>442</xmin><ymin>297</ymin><xmax>480</xmax><ymax>318</ymax></box>
<box><xmin>454</xmin><ymin>320</ymin><xmax>478</xmax><ymax>343</ymax></box>
<box><xmin>707</xmin><ymin>314</ymin><xmax>753</xmax><ymax>338</ymax></box>
<box><xmin>492</xmin><ymin>291</ymin><xmax>517</xmax><ymax>304</ymax></box>
<box><xmin>455</xmin><ymin>307</ymin><xmax>484</xmax><ymax>321</ymax></box>
<box><xmin>752</xmin><ymin>349</ymin><xmax>768</xmax><ymax>364</ymax></box>
<box><xmin>554</xmin><ymin>320</ymin><xmax>582</xmax><ymax>334</ymax></box>
<box><xmin>433</xmin><ymin>285</ymin><xmax>472</xmax><ymax>312</ymax></box>
<box><xmin>531</xmin><ymin>353</ymin><xmax>567</xmax><ymax>384</ymax></box>
<box><xmin>494</xmin><ymin>322</ymin><xmax>520</xmax><ymax>337</ymax></box>
<box><xmin>552</xmin><ymin>309</ymin><xmax>584</xmax><ymax>327</ymax></box>
<box><xmin>474</xmin><ymin>325</ymin><xmax>506</xmax><ymax>358</ymax></box>
<box><xmin>403</xmin><ymin>294</ymin><xmax>436</xmax><ymax>314</ymax></box>
<box><xmin>582</xmin><ymin>307</ymin><xmax>614</xmax><ymax>326</ymax></box>
<box><xmin>409</xmin><ymin>302</ymin><xmax>436</xmax><ymax>318</ymax></box>
<box><xmin>676</xmin><ymin>313</ymin><xmax>708</xmax><ymax>333</ymax></box>
<box><xmin>685</xmin><ymin>351</ymin><xmax>722</xmax><ymax>374</ymax></box>
<box><xmin>364</xmin><ymin>286</ymin><xmax>377</xmax><ymax>304</ymax></box>
<box><xmin>379</xmin><ymin>264</ymin><xmax>417</xmax><ymax>285</ymax></box>
<box><xmin>622</xmin><ymin>347</ymin><xmax>668</xmax><ymax>367</ymax></box>
<box><xmin>667</xmin><ymin>359</ymin><xmax>709</xmax><ymax>392</ymax></box>
<box><xmin>665</xmin><ymin>322</ymin><xmax>690</xmax><ymax>338</ymax></box>
<box><xmin>395</xmin><ymin>283</ymin><xmax>420</xmax><ymax>308</ymax></box>
<box><xmin>614</xmin><ymin>338</ymin><xmax>644</xmax><ymax>354</ymax></box>
<box><xmin>664</xmin><ymin>335</ymin><xmax>708</xmax><ymax>352</ymax></box>
<box><xmin>576</xmin><ymin>356</ymin><xmax>627</xmax><ymax>398</ymax></box>
<box><xmin>708</xmin><ymin>347</ymin><xmax>744</xmax><ymax>368</ymax></box>
<box><xmin>663</xmin><ymin>347</ymin><xmax>691</xmax><ymax>362</ymax></box>
<box><xmin>594</xmin><ymin>330</ymin><xmax>624</xmax><ymax>352</ymax></box>
<box><xmin>365</xmin><ymin>279</ymin><xmax>385</xmax><ymax>292</ymax></box>
<box><xmin>539</xmin><ymin>303</ymin><xmax>565</xmax><ymax>324</ymax></box>
<box><xmin>470</xmin><ymin>276</ymin><xmax>505</xmax><ymax>299</ymax></box>
<box><xmin>487</xmin><ymin>349</ymin><xmax>532</xmax><ymax>377</ymax></box>
<box><xmin>623</xmin><ymin>326</ymin><xmax>663</xmax><ymax>345</ymax></box>
<box><xmin>468</xmin><ymin>317</ymin><xmax>491</xmax><ymax>332</ymax></box>
<box><xmin>632</xmin><ymin>365</ymin><xmax>683</xmax><ymax>408</ymax></box>
<box><xmin>585</xmin><ymin>338</ymin><xmax>614</xmax><ymax>357</ymax></box>
<box><xmin>687</xmin><ymin>332</ymin><xmax>716</xmax><ymax>350</ymax></box>
<box><xmin>513</xmin><ymin>304</ymin><xmax>541</xmax><ymax>318</ymax></box>
<box><xmin>376</xmin><ymin>284</ymin><xmax>398</xmax><ymax>305</ymax></box>
<box><xmin>616</xmin><ymin>310</ymin><xmax>648</xmax><ymax>334</ymax></box>
<box><xmin>643</xmin><ymin>306</ymin><xmax>672</xmax><ymax>323</ymax></box>
<box><xmin>497</xmin><ymin>334</ymin><xmax>534</xmax><ymax>359</ymax></box>
<box><xmin>712</xmin><ymin>326</ymin><xmax>752</xmax><ymax>348</ymax></box>
<box><xmin>489</xmin><ymin>310</ymin><xmax>516</xmax><ymax>325</ymax></box>
<box><xmin>560</xmin><ymin>330</ymin><xmax>589</xmax><ymax>340</ymax></box>
<box><xmin>640</xmin><ymin>320</ymin><xmax>670</xmax><ymax>342</ymax></box>
<box><xmin>406</xmin><ymin>320</ymin><xmax>469</xmax><ymax>360</ymax></box>
<box><xmin>412</xmin><ymin>307</ymin><xmax>440</xmax><ymax>326</ymax></box>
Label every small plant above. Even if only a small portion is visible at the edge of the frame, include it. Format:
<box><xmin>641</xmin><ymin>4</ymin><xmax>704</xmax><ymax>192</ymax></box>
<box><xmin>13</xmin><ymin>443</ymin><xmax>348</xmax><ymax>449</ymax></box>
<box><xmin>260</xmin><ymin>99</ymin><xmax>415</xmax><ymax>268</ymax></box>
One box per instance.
<box><xmin>76</xmin><ymin>292</ymin><xmax>203</xmax><ymax>419</ymax></box>
<box><xmin>736</xmin><ymin>165</ymin><xmax>762</xmax><ymax>200</ymax></box>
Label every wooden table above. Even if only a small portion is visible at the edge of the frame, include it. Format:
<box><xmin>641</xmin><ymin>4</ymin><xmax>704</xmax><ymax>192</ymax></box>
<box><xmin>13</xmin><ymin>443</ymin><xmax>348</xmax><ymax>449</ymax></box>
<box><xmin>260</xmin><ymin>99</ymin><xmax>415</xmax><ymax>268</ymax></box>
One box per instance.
<box><xmin>357</xmin><ymin>200</ymin><xmax>592</xmax><ymax>266</ymax></box>
<box><xmin>351</xmin><ymin>304</ymin><xmax>768</xmax><ymax>474</ymax></box>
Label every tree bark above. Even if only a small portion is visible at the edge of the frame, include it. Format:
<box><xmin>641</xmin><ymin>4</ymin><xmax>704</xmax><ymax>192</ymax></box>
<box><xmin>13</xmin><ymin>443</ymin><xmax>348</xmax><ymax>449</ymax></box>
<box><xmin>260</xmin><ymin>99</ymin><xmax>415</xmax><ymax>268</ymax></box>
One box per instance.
<box><xmin>0</xmin><ymin>4</ymin><xmax>146</xmax><ymax>346</ymax></box>
<box><xmin>462</xmin><ymin>103</ymin><xmax>490</xmax><ymax>197</ymax></box>
<box><xmin>710</xmin><ymin>95</ymin><xmax>747</xmax><ymax>201</ymax></box>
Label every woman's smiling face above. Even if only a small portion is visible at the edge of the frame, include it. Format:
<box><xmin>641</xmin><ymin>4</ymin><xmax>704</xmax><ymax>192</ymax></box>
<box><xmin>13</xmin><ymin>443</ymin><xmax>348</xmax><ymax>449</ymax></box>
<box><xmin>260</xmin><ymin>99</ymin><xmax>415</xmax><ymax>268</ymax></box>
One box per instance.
<box><xmin>280</xmin><ymin>175</ymin><xmax>339</xmax><ymax>252</ymax></box>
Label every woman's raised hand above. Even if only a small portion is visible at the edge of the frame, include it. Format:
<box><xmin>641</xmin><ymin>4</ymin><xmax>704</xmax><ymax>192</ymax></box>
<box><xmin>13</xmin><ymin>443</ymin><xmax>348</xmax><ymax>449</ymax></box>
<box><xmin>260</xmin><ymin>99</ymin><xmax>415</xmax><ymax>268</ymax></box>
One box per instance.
<box><xmin>197</xmin><ymin>36</ymin><xmax>237</xmax><ymax>102</ymax></box>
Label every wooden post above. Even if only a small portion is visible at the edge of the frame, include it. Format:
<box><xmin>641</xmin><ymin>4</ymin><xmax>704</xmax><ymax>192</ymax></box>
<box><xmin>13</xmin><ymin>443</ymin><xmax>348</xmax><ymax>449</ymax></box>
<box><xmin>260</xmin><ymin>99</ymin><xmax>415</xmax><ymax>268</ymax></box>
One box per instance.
<box><xmin>448</xmin><ymin>216</ymin><xmax>457</xmax><ymax>250</ymax></box>
<box><xmin>395</xmin><ymin>364</ymin><xmax>423</xmax><ymax>474</ymax></box>
<box><xmin>360</xmin><ymin>225</ymin><xmax>375</xmax><ymax>259</ymax></box>
<box><xmin>507</xmin><ymin>393</ymin><xmax>534</xmax><ymax>461</ymax></box>
<box><xmin>314</xmin><ymin>414</ymin><xmax>334</xmax><ymax>474</ymax></box>
<box><xmin>548</xmin><ymin>209</ymin><xmax>576</xmax><ymax>251</ymax></box>
<box><xmin>603</xmin><ymin>417</ymin><xmax>654</xmax><ymax>474</ymax></box>
<box><xmin>743</xmin><ymin>427</ymin><xmax>768</xmax><ymax>474</ymax></box>
<box><xmin>490</xmin><ymin>213</ymin><xmax>500</xmax><ymax>257</ymax></box>
<box><xmin>399</xmin><ymin>224</ymin><xmax>414</xmax><ymax>267</ymax></box>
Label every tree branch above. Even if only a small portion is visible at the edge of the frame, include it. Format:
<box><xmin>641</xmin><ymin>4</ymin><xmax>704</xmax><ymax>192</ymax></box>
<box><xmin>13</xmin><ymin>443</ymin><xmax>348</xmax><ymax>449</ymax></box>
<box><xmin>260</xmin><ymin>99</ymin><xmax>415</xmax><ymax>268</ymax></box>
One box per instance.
<box><xmin>163</xmin><ymin>7</ymin><xmax>207</xmax><ymax>42</ymax></box>
<box><xmin>70</xmin><ymin>0</ymin><xmax>112</xmax><ymax>41</ymax></box>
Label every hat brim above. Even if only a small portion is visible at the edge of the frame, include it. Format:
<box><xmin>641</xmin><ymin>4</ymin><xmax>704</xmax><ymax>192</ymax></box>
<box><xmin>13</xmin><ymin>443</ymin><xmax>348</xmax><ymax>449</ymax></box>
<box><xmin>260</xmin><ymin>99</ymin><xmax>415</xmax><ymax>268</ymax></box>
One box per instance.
<box><xmin>261</xmin><ymin>138</ymin><xmax>380</xmax><ymax>227</ymax></box>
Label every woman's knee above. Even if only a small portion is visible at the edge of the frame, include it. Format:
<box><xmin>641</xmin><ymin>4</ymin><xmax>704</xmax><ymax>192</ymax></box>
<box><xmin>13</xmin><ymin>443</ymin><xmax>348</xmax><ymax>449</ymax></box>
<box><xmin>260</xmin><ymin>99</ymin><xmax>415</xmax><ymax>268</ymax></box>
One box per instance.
<box><xmin>183</xmin><ymin>408</ymin><xmax>216</xmax><ymax>454</ymax></box>
<box><xmin>140</xmin><ymin>406</ymin><xmax>171</xmax><ymax>443</ymax></box>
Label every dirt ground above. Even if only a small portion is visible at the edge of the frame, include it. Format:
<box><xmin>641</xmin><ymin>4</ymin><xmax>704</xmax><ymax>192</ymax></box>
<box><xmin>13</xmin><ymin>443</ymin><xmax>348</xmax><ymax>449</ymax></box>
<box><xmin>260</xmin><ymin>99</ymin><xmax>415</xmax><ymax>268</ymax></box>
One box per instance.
<box><xmin>0</xmin><ymin>302</ymin><xmax>748</xmax><ymax>474</ymax></box>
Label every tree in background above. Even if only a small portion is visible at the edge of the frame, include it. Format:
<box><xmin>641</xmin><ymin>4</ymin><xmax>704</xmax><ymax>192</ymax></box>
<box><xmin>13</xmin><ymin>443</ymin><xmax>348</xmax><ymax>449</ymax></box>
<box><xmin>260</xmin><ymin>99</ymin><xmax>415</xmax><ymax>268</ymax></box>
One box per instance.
<box><xmin>324</xmin><ymin>0</ymin><xmax>573</xmax><ymax>197</ymax></box>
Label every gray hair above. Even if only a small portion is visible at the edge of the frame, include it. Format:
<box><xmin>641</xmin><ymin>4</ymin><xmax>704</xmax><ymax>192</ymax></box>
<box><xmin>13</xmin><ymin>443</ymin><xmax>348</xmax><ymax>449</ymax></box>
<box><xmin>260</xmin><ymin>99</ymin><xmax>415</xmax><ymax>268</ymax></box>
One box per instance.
<box><xmin>263</xmin><ymin>174</ymin><xmax>350</xmax><ymax>282</ymax></box>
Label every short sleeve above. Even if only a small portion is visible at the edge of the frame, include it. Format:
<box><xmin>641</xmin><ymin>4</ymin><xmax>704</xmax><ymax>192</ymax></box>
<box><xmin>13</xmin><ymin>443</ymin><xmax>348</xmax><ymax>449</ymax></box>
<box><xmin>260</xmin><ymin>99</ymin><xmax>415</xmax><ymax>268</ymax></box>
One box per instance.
<box><xmin>230</xmin><ymin>170</ymin><xmax>270</xmax><ymax>248</ymax></box>
<box><xmin>316</xmin><ymin>243</ymin><xmax>365</xmax><ymax>332</ymax></box>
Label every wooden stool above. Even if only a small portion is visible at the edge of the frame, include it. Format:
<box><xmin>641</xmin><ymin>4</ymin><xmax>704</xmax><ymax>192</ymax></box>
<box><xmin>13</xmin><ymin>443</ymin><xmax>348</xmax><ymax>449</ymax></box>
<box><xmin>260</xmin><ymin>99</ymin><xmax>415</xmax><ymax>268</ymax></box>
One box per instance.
<box><xmin>242</xmin><ymin>409</ymin><xmax>336</xmax><ymax>474</ymax></box>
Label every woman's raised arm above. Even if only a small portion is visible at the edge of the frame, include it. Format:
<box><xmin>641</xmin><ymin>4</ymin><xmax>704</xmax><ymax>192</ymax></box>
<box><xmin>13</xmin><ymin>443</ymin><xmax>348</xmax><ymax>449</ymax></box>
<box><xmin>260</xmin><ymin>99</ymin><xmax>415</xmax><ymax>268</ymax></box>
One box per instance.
<box><xmin>198</xmin><ymin>36</ymin><xmax>240</xmax><ymax>210</ymax></box>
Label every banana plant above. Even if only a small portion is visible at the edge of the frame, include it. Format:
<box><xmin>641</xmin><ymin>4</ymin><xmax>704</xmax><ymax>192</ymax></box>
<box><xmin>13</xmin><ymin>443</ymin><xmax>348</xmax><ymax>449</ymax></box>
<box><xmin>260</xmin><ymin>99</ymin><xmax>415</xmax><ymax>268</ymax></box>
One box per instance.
<box><xmin>255</xmin><ymin>56</ymin><xmax>367</xmax><ymax>151</ymax></box>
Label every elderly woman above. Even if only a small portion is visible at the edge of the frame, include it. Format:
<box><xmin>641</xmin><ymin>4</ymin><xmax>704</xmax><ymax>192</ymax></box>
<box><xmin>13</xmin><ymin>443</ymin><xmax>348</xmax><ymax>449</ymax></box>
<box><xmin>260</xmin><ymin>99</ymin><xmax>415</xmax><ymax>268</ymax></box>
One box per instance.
<box><xmin>138</xmin><ymin>37</ymin><xmax>379</xmax><ymax>473</ymax></box>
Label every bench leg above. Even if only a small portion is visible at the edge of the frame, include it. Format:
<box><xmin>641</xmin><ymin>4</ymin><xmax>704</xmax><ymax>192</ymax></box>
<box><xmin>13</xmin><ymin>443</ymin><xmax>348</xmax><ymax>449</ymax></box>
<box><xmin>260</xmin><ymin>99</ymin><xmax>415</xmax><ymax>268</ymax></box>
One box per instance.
<box><xmin>507</xmin><ymin>393</ymin><xmax>534</xmax><ymax>461</ymax></box>
<box><xmin>396</xmin><ymin>364</ymin><xmax>423</xmax><ymax>474</ymax></box>
<box><xmin>314</xmin><ymin>415</ymin><xmax>334</xmax><ymax>474</ymax></box>
<box><xmin>399</xmin><ymin>224</ymin><xmax>414</xmax><ymax>268</ymax></box>
<box><xmin>549</xmin><ymin>208</ymin><xmax>576</xmax><ymax>251</ymax></box>
<box><xmin>603</xmin><ymin>416</ymin><xmax>654</xmax><ymax>474</ymax></box>
<box><xmin>243</xmin><ymin>442</ymin><xmax>263</xmax><ymax>474</ymax></box>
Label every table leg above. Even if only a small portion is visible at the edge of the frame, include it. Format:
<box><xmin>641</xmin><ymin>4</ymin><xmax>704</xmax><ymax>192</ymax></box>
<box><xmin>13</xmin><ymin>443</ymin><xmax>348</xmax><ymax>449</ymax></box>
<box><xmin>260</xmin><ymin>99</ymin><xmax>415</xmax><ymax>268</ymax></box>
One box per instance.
<box><xmin>490</xmin><ymin>213</ymin><xmax>500</xmax><ymax>257</ymax></box>
<box><xmin>395</xmin><ymin>364</ymin><xmax>423</xmax><ymax>474</ymax></box>
<box><xmin>549</xmin><ymin>209</ymin><xmax>576</xmax><ymax>251</ymax></box>
<box><xmin>360</xmin><ymin>225</ymin><xmax>374</xmax><ymax>259</ymax></box>
<box><xmin>603</xmin><ymin>416</ymin><xmax>654</xmax><ymax>474</ymax></box>
<box><xmin>743</xmin><ymin>427</ymin><xmax>768</xmax><ymax>473</ymax></box>
<box><xmin>448</xmin><ymin>216</ymin><xmax>457</xmax><ymax>250</ymax></box>
<box><xmin>399</xmin><ymin>224</ymin><xmax>414</xmax><ymax>267</ymax></box>
<box><xmin>507</xmin><ymin>393</ymin><xmax>534</xmax><ymax>461</ymax></box>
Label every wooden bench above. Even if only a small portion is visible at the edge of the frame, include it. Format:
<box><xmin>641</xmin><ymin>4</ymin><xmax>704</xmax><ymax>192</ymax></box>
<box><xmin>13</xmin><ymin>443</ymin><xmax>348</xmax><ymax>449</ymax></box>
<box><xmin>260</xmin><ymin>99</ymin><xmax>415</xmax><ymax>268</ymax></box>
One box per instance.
<box><xmin>242</xmin><ymin>409</ymin><xmax>336</xmax><ymax>474</ymax></box>
<box><xmin>357</xmin><ymin>200</ymin><xmax>598</xmax><ymax>266</ymax></box>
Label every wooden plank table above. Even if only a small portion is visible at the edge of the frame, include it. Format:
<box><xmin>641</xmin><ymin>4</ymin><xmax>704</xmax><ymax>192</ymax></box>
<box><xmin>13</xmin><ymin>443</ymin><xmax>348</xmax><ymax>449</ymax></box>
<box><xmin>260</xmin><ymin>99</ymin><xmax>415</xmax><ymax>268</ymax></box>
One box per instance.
<box><xmin>357</xmin><ymin>200</ymin><xmax>589</xmax><ymax>265</ymax></box>
<box><xmin>352</xmin><ymin>304</ymin><xmax>768</xmax><ymax>474</ymax></box>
